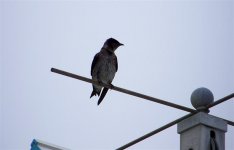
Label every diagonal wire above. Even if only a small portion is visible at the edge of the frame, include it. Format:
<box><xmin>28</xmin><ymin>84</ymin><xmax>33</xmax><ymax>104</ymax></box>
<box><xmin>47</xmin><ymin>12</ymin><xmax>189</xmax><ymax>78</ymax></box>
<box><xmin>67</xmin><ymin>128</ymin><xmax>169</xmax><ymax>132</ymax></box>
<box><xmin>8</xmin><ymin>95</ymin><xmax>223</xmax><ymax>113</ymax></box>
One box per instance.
<box><xmin>207</xmin><ymin>93</ymin><xmax>234</xmax><ymax>109</ymax></box>
<box><xmin>116</xmin><ymin>113</ymin><xmax>196</xmax><ymax>150</ymax></box>
<box><xmin>116</xmin><ymin>111</ymin><xmax>234</xmax><ymax>150</ymax></box>
<box><xmin>51</xmin><ymin>68</ymin><xmax>234</xmax><ymax>149</ymax></box>
<box><xmin>223</xmin><ymin>119</ymin><xmax>234</xmax><ymax>126</ymax></box>
<box><xmin>207</xmin><ymin>93</ymin><xmax>234</xmax><ymax>126</ymax></box>
<box><xmin>116</xmin><ymin>94</ymin><xmax>234</xmax><ymax>149</ymax></box>
<box><xmin>51</xmin><ymin>68</ymin><xmax>195</xmax><ymax>113</ymax></box>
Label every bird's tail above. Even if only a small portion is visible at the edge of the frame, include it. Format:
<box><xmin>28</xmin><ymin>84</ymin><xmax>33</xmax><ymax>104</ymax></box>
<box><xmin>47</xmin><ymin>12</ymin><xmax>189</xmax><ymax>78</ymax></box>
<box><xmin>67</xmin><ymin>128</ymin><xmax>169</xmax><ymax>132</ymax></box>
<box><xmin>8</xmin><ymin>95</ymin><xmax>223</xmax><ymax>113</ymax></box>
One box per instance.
<box><xmin>90</xmin><ymin>90</ymin><xmax>96</xmax><ymax>98</ymax></box>
<box><xmin>97</xmin><ymin>88</ymin><xmax>109</xmax><ymax>105</ymax></box>
<box><xmin>90</xmin><ymin>87</ymin><xmax>101</xmax><ymax>98</ymax></box>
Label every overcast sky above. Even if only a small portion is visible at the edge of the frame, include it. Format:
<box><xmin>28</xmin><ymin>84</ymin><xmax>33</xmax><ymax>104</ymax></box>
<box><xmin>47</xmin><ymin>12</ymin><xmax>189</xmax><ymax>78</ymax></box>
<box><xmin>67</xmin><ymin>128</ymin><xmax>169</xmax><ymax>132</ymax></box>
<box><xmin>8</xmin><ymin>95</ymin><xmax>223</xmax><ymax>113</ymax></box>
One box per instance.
<box><xmin>1</xmin><ymin>0</ymin><xmax>234</xmax><ymax>150</ymax></box>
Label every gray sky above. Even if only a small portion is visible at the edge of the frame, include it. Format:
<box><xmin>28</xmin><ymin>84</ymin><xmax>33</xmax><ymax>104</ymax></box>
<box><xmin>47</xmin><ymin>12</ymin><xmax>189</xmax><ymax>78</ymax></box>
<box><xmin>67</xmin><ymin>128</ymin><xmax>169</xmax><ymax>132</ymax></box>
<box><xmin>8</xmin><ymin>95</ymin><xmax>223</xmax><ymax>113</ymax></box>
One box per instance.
<box><xmin>1</xmin><ymin>0</ymin><xmax>234</xmax><ymax>150</ymax></box>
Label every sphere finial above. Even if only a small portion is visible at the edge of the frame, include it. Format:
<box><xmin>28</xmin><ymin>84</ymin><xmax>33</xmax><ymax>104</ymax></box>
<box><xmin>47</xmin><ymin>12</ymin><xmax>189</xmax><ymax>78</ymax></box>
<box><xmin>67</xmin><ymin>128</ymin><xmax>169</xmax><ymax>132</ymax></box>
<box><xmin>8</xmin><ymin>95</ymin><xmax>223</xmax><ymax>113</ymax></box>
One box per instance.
<box><xmin>191</xmin><ymin>87</ymin><xmax>214</xmax><ymax>112</ymax></box>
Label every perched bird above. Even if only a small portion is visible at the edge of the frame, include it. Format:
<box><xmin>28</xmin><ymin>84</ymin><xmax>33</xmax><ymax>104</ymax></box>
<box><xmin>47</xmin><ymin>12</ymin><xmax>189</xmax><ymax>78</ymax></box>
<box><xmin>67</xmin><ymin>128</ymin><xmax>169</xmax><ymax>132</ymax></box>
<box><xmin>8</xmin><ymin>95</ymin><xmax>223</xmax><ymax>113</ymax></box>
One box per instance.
<box><xmin>90</xmin><ymin>38</ymin><xmax>124</xmax><ymax>105</ymax></box>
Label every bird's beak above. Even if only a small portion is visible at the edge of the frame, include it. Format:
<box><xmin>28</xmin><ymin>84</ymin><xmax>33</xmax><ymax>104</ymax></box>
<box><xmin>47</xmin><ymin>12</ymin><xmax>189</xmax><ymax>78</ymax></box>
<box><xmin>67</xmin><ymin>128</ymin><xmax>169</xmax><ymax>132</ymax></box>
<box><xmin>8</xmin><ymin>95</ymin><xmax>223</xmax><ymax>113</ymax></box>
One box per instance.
<box><xmin>119</xmin><ymin>43</ymin><xmax>124</xmax><ymax>46</ymax></box>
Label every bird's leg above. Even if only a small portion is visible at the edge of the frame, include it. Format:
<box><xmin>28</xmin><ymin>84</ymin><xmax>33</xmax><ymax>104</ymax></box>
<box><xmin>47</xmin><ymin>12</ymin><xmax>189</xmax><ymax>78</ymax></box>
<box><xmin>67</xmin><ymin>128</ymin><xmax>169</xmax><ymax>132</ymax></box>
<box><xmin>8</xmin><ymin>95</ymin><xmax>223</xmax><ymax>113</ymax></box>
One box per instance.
<box><xmin>97</xmin><ymin>80</ymin><xmax>114</xmax><ymax>89</ymax></box>
<box><xmin>109</xmin><ymin>83</ymin><xmax>114</xmax><ymax>89</ymax></box>
<box><xmin>96</xmin><ymin>79</ymin><xmax>104</xmax><ymax>85</ymax></box>
<box><xmin>97</xmin><ymin>80</ymin><xmax>103</xmax><ymax>85</ymax></box>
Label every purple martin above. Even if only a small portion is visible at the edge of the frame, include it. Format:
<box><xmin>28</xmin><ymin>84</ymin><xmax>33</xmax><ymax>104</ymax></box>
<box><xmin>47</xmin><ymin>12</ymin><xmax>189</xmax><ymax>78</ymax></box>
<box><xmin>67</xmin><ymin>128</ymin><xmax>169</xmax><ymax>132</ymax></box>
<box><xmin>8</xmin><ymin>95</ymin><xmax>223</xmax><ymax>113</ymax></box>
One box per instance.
<box><xmin>90</xmin><ymin>38</ymin><xmax>124</xmax><ymax>105</ymax></box>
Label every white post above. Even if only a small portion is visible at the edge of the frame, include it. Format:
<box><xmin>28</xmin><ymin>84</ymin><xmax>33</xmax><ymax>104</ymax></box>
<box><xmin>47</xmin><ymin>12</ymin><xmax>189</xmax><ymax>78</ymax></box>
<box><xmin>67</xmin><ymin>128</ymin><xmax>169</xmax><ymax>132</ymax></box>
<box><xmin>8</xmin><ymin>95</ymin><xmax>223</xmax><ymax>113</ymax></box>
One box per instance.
<box><xmin>177</xmin><ymin>112</ymin><xmax>227</xmax><ymax>150</ymax></box>
<box><xmin>177</xmin><ymin>88</ymin><xmax>228</xmax><ymax>150</ymax></box>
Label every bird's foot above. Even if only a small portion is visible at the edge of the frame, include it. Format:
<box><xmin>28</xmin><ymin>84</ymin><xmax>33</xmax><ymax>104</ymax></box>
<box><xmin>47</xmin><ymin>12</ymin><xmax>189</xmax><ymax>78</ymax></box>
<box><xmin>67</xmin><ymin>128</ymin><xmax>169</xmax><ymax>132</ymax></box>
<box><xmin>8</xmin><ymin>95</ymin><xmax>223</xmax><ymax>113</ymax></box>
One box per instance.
<box><xmin>97</xmin><ymin>81</ymin><xmax>103</xmax><ymax>86</ymax></box>
<box><xmin>109</xmin><ymin>83</ymin><xmax>114</xmax><ymax>89</ymax></box>
<box><xmin>97</xmin><ymin>81</ymin><xmax>114</xmax><ymax>89</ymax></box>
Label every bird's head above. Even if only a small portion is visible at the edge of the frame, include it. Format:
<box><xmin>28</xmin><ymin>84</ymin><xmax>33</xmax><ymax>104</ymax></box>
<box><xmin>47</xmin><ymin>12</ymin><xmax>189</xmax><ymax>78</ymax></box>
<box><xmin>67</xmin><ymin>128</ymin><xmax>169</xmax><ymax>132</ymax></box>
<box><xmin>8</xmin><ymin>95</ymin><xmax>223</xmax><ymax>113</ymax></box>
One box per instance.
<box><xmin>103</xmin><ymin>38</ymin><xmax>124</xmax><ymax>52</ymax></box>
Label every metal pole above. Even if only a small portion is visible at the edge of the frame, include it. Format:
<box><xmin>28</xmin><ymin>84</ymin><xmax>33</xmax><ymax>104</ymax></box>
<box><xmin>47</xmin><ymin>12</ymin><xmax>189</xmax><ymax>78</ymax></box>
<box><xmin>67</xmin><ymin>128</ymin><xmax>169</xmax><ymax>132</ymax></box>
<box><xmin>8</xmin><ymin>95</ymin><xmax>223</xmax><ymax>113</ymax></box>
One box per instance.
<box><xmin>116</xmin><ymin>93</ymin><xmax>234</xmax><ymax>149</ymax></box>
<box><xmin>51</xmin><ymin>68</ymin><xmax>195</xmax><ymax>113</ymax></box>
<box><xmin>116</xmin><ymin>113</ymin><xmax>196</xmax><ymax>150</ymax></box>
<box><xmin>116</xmin><ymin>115</ymin><xmax>234</xmax><ymax>150</ymax></box>
<box><xmin>207</xmin><ymin>93</ymin><xmax>234</xmax><ymax>108</ymax></box>
<box><xmin>224</xmin><ymin>119</ymin><xmax>234</xmax><ymax>126</ymax></box>
<box><xmin>51</xmin><ymin>68</ymin><xmax>234</xmax><ymax>149</ymax></box>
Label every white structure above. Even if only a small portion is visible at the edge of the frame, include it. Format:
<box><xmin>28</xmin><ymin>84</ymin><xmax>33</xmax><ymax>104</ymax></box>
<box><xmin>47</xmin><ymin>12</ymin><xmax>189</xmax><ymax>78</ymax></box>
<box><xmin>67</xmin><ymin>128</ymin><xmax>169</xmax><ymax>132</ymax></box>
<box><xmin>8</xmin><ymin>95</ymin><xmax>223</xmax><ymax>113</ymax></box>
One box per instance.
<box><xmin>177</xmin><ymin>88</ymin><xmax>228</xmax><ymax>150</ymax></box>
<box><xmin>178</xmin><ymin>112</ymin><xmax>227</xmax><ymax>150</ymax></box>
<box><xmin>31</xmin><ymin>139</ymin><xmax>70</xmax><ymax>150</ymax></box>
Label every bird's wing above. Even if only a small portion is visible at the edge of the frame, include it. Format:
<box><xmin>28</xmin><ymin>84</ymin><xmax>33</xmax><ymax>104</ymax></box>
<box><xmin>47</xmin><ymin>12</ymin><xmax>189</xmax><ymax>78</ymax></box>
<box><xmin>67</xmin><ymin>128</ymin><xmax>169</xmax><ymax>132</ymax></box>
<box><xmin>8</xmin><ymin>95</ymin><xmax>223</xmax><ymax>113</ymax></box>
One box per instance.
<box><xmin>114</xmin><ymin>55</ymin><xmax>118</xmax><ymax>72</ymax></box>
<box><xmin>91</xmin><ymin>53</ymin><xmax>101</xmax><ymax>76</ymax></box>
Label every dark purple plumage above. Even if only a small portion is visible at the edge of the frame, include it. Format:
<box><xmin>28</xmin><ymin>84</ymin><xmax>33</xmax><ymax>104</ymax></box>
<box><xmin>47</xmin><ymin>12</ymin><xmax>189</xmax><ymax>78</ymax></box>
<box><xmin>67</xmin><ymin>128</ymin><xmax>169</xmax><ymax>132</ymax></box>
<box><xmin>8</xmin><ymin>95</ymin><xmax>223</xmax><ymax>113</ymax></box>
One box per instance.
<box><xmin>90</xmin><ymin>38</ymin><xmax>123</xmax><ymax>105</ymax></box>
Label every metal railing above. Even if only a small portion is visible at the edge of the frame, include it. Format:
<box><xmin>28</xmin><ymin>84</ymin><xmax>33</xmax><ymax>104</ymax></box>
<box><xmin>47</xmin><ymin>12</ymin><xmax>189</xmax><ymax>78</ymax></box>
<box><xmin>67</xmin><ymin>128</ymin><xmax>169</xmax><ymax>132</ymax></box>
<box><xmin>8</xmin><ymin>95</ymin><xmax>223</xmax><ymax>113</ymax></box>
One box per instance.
<box><xmin>51</xmin><ymin>67</ymin><xmax>234</xmax><ymax>150</ymax></box>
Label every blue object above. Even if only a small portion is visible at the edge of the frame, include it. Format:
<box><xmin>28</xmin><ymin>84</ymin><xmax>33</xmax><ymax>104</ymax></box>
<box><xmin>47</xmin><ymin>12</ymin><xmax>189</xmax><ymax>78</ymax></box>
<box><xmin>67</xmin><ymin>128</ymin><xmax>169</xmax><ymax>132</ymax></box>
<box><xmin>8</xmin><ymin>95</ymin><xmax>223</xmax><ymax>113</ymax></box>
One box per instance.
<box><xmin>31</xmin><ymin>139</ymin><xmax>41</xmax><ymax>150</ymax></box>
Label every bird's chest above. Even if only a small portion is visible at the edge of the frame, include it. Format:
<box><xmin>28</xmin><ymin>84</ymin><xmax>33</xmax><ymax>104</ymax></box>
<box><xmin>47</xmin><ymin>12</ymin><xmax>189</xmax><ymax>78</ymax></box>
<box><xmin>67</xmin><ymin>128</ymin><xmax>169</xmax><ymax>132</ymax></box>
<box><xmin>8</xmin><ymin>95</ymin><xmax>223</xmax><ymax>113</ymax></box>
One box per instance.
<box><xmin>98</xmin><ymin>56</ymin><xmax>116</xmax><ymax>82</ymax></box>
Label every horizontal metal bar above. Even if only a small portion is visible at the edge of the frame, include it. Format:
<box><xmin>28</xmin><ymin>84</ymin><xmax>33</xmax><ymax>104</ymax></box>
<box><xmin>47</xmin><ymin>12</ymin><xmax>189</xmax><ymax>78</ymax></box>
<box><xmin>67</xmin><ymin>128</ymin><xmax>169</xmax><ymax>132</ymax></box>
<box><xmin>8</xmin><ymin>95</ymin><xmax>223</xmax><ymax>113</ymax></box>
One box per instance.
<box><xmin>51</xmin><ymin>68</ymin><xmax>195</xmax><ymax>113</ymax></box>
<box><xmin>116</xmin><ymin>93</ymin><xmax>234</xmax><ymax>149</ymax></box>
<box><xmin>51</xmin><ymin>68</ymin><xmax>234</xmax><ymax>149</ymax></box>
<box><xmin>116</xmin><ymin>113</ymin><xmax>234</xmax><ymax>150</ymax></box>
<box><xmin>207</xmin><ymin>94</ymin><xmax>234</xmax><ymax>126</ymax></box>
<box><xmin>224</xmin><ymin>119</ymin><xmax>234</xmax><ymax>126</ymax></box>
<box><xmin>116</xmin><ymin>113</ymin><xmax>196</xmax><ymax>150</ymax></box>
<box><xmin>207</xmin><ymin>93</ymin><xmax>234</xmax><ymax>109</ymax></box>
